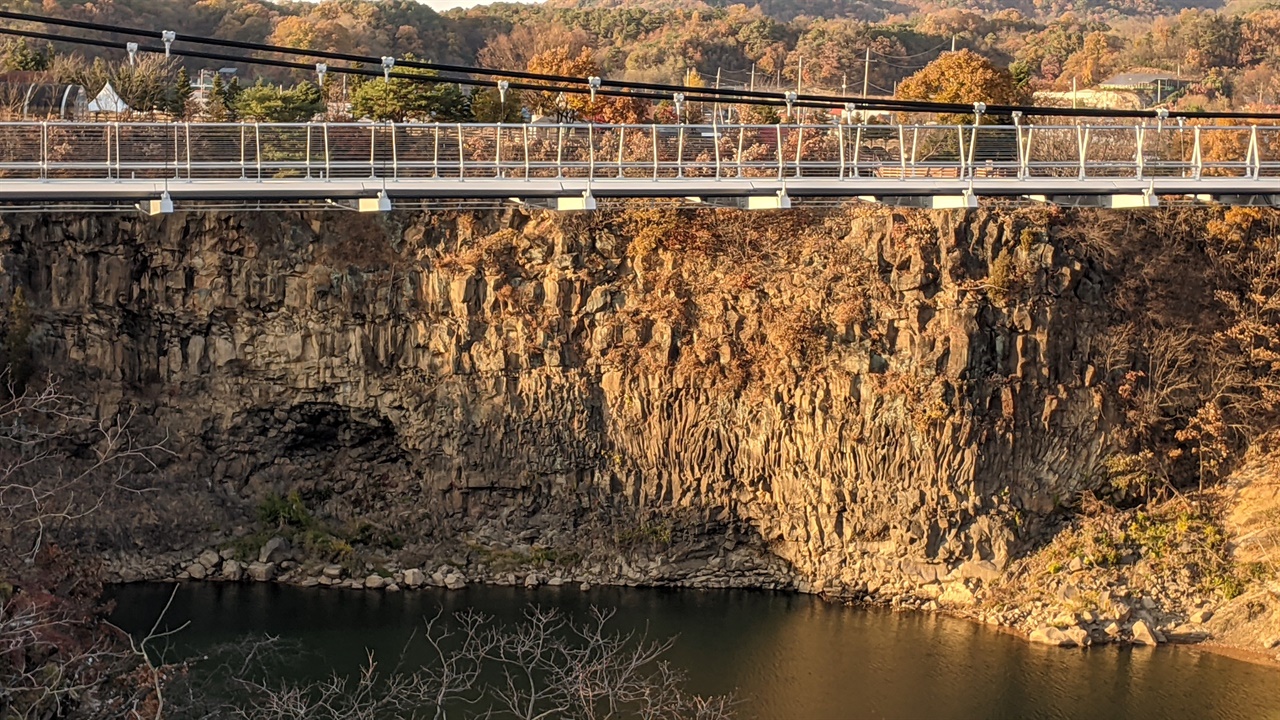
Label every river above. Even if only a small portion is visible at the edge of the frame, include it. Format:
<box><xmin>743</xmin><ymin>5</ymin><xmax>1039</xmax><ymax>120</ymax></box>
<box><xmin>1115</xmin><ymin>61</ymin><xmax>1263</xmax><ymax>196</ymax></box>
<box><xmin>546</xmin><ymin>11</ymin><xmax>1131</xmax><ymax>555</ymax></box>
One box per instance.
<box><xmin>109</xmin><ymin>582</ymin><xmax>1280</xmax><ymax>720</ymax></box>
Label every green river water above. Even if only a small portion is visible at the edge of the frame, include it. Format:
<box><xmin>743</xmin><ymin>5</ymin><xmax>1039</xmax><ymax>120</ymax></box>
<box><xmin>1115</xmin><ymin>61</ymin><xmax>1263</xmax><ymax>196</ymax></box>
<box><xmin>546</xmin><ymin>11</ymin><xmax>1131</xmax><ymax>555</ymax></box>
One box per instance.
<box><xmin>109</xmin><ymin>582</ymin><xmax>1280</xmax><ymax>720</ymax></box>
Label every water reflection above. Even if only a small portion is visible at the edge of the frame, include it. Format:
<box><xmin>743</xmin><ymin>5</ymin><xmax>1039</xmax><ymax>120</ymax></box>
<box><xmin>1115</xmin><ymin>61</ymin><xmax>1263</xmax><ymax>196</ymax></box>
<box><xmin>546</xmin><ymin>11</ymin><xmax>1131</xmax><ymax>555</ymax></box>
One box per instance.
<box><xmin>109</xmin><ymin>583</ymin><xmax>1280</xmax><ymax>720</ymax></box>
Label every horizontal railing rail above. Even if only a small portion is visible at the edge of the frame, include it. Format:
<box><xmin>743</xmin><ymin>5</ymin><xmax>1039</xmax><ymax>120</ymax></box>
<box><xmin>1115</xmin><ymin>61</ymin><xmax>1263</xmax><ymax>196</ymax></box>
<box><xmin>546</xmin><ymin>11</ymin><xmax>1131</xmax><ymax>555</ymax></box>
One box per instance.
<box><xmin>0</xmin><ymin>120</ymin><xmax>1275</xmax><ymax>185</ymax></box>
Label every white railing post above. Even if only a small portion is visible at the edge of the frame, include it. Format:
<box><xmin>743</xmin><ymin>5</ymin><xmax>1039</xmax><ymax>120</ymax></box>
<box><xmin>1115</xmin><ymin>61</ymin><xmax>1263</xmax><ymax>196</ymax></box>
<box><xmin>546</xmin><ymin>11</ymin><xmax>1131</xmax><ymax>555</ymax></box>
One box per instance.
<box><xmin>369</xmin><ymin>124</ymin><xmax>376</xmax><ymax>178</ymax></box>
<box><xmin>1016</xmin><ymin>120</ymin><xmax>1030</xmax><ymax>180</ymax></box>
<box><xmin>736</xmin><ymin>125</ymin><xmax>745</xmax><ymax>178</ymax></box>
<box><xmin>433</xmin><ymin>123</ymin><xmax>440</xmax><ymax>178</ymax></box>
<box><xmin>1192</xmin><ymin>125</ymin><xmax>1202</xmax><ymax>179</ymax></box>
<box><xmin>616</xmin><ymin>125</ymin><xmax>625</xmax><ymax>178</ymax></box>
<box><xmin>556</xmin><ymin>124</ymin><xmax>564</xmax><ymax>178</ymax></box>
<box><xmin>713</xmin><ymin>116</ymin><xmax>721</xmax><ymax>178</ymax></box>
<box><xmin>40</xmin><ymin>121</ymin><xmax>48</xmax><ymax>180</ymax></box>
<box><xmin>966</xmin><ymin>122</ymin><xmax>979</xmax><ymax>177</ymax></box>
<box><xmin>853</xmin><ymin>123</ymin><xmax>863</xmax><ymax>178</ymax></box>
<box><xmin>240</xmin><ymin>123</ymin><xmax>247</xmax><ymax>178</ymax></box>
<box><xmin>909</xmin><ymin>126</ymin><xmax>919</xmax><ymax>175</ymax></box>
<box><xmin>305</xmin><ymin>124</ymin><xmax>312</xmax><ymax>178</ymax></box>
<box><xmin>1077</xmin><ymin>125</ymin><xmax>1090</xmax><ymax>180</ymax></box>
<box><xmin>115</xmin><ymin>121</ymin><xmax>123</xmax><ymax>179</ymax></box>
<box><xmin>1248</xmin><ymin>125</ymin><xmax>1261</xmax><ymax>179</ymax></box>
<box><xmin>957</xmin><ymin>125</ymin><xmax>968</xmax><ymax>179</ymax></box>
<box><xmin>794</xmin><ymin>124</ymin><xmax>804</xmax><ymax>178</ymax></box>
<box><xmin>495</xmin><ymin>123</ymin><xmax>502</xmax><ymax>178</ymax></box>
<box><xmin>185</xmin><ymin>122</ymin><xmax>192</xmax><ymax>179</ymax></box>
<box><xmin>457</xmin><ymin>123</ymin><xmax>465</xmax><ymax>178</ymax></box>
<box><xmin>391</xmin><ymin>122</ymin><xmax>399</xmax><ymax>179</ymax></box>
<box><xmin>838</xmin><ymin>122</ymin><xmax>846</xmax><ymax>180</ymax></box>
<box><xmin>170</xmin><ymin>122</ymin><xmax>178</xmax><ymax>179</ymax></box>
<box><xmin>651</xmin><ymin>125</ymin><xmax>659</xmax><ymax>180</ymax></box>
<box><xmin>323</xmin><ymin>123</ymin><xmax>331</xmax><ymax>180</ymax></box>
<box><xmin>588</xmin><ymin>123</ymin><xmax>595</xmax><ymax>180</ymax></box>
<box><xmin>1134</xmin><ymin>124</ymin><xmax>1145</xmax><ymax>180</ymax></box>
<box><xmin>104</xmin><ymin>123</ymin><xmax>111</xmax><ymax>179</ymax></box>
<box><xmin>677</xmin><ymin>123</ymin><xmax>685</xmax><ymax>179</ymax></box>
<box><xmin>776</xmin><ymin>122</ymin><xmax>783</xmax><ymax>179</ymax></box>
<box><xmin>897</xmin><ymin>124</ymin><xmax>907</xmax><ymax>179</ymax></box>
<box><xmin>523</xmin><ymin>124</ymin><xmax>530</xmax><ymax>179</ymax></box>
<box><xmin>255</xmin><ymin>122</ymin><xmax>262</xmax><ymax>180</ymax></box>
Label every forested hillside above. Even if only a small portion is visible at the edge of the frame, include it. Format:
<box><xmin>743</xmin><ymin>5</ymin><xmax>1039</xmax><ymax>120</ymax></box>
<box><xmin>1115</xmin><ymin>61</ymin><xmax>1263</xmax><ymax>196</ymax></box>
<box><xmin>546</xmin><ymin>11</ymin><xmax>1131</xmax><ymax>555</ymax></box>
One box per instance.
<box><xmin>2</xmin><ymin>0</ymin><xmax>1278</xmax><ymax>110</ymax></box>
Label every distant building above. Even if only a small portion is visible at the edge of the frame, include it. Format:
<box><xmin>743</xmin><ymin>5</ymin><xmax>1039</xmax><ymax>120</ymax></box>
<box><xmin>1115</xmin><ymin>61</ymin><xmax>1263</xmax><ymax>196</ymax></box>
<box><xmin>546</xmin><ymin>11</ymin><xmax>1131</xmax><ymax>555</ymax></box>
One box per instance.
<box><xmin>1098</xmin><ymin>71</ymin><xmax>1194</xmax><ymax>105</ymax></box>
<box><xmin>192</xmin><ymin>67</ymin><xmax>238</xmax><ymax>105</ymax></box>
<box><xmin>1033</xmin><ymin>88</ymin><xmax>1145</xmax><ymax>111</ymax></box>
<box><xmin>87</xmin><ymin>82</ymin><xmax>129</xmax><ymax>115</ymax></box>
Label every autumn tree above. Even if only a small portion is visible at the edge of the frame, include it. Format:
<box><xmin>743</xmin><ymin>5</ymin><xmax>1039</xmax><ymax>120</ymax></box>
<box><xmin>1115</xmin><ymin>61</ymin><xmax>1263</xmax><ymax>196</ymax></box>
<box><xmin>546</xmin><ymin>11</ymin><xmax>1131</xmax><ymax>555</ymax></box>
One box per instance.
<box><xmin>266</xmin><ymin>15</ymin><xmax>352</xmax><ymax>52</ymax></box>
<box><xmin>525</xmin><ymin>46</ymin><xmax>648</xmax><ymax>123</ymax></box>
<box><xmin>526</xmin><ymin>46</ymin><xmax>598</xmax><ymax>121</ymax></box>
<box><xmin>478</xmin><ymin>24</ymin><xmax>593</xmax><ymax>72</ymax></box>
<box><xmin>1061</xmin><ymin>31</ymin><xmax>1120</xmax><ymax>88</ymax></box>
<box><xmin>896</xmin><ymin>49</ymin><xmax>1027</xmax><ymax>121</ymax></box>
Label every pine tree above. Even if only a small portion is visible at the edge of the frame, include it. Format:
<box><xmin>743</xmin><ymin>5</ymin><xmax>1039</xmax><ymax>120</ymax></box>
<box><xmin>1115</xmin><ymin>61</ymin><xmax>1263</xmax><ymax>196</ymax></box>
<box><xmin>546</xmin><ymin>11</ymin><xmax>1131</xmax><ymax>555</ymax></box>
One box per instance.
<box><xmin>207</xmin><ymin>73</ymin><xmax>235</xmax><ymax>121</ymax></box>
<box><xmin>172</xmin><ymin>66</ymin><xmax>193</xmax><ymax>119</ymax></box>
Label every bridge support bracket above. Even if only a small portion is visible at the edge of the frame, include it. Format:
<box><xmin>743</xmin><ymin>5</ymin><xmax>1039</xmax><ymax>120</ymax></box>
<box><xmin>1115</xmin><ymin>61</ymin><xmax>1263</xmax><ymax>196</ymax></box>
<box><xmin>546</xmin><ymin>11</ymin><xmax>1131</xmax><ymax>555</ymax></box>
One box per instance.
<box><xmin>357</xmin><ymin>191</ymin><xmax>392</xmax><ymax>213</ymax></box>
<box><xmin>138</xmin><ymin>191</ymin><xmax>173</xmax><ymax>216</ymax></box>
<box><xmin>746</xmin><ymin>188</ymin><xmax>790</xmax><ymax>210</ymax></box>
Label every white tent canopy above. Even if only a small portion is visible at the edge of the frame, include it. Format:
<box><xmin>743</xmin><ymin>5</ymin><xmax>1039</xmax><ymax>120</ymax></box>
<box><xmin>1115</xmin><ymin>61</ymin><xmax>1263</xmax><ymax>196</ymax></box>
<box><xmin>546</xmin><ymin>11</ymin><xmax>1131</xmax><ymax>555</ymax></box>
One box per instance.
<box><xmin>87</xmin><ymin>82</ymin><xmax>129</xmax><ymax>114</ymax></box>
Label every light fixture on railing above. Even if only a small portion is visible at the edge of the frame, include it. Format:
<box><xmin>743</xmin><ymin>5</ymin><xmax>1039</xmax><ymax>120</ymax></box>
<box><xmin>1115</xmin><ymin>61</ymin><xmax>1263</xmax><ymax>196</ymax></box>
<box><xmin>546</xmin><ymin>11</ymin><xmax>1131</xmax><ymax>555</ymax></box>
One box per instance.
<box><xmin>161</xmin><ymin>30</ymin><xmax>175</xmax><ymax>56</ymax></box>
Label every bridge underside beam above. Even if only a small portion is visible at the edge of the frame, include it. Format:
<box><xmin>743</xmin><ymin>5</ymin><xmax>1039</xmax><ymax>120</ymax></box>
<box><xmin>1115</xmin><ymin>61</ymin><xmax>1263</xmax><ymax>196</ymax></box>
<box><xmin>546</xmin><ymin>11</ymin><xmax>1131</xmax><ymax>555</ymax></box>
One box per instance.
<box><xmin>1187</xmin><ymin>194</ymin><xmax>1280</xmax><ymax>207</ymax></box>
<box><xmin>1026</xmin><ymin>192</ymin><xmax>1159</xmax><ymax>208</ymax></box>
<box><xmin>0</xmin><ymin>178</ymin><xmax>1275</xmax><ymax>207</ymax></box>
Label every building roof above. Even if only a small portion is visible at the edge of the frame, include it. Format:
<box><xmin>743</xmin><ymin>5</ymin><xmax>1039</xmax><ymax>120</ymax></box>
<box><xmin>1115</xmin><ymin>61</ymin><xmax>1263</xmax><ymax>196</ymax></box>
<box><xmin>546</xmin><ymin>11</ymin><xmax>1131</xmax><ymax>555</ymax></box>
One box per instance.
<box><xmin>1099</xmin><ymin>72</ymin><xmax>1186</xmax><ymax>88</ymax></box>
<box><xmin>87</xmin><ymin>82</ymin><xmax>129</xmax><ymax>113</ymax></box>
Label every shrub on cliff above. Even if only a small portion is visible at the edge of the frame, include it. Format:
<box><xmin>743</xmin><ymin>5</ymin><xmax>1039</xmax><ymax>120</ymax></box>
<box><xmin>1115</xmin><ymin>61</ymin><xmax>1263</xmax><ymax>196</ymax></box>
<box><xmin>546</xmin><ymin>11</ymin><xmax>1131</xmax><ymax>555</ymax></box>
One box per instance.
<box><xmin>0</xmin><ymin>375</ymin><xmax>170</xmax><ymax>717</ymax></box>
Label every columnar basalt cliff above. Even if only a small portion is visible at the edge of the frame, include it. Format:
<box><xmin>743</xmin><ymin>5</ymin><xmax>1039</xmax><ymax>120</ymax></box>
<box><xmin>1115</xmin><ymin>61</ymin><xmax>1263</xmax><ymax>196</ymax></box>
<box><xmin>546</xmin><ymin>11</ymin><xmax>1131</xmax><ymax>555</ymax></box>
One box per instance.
<box><xmin>2</xmin><ymin>206</ymin><xmax>1276</xmax><ymax>648</ymax></box>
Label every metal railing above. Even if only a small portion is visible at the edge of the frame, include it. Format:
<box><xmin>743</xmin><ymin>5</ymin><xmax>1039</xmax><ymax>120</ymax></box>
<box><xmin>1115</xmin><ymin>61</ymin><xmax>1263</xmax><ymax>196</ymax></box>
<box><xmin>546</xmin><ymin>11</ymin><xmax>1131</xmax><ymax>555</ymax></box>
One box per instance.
<box><xmin>0</xmin><ymin>120</ymin><xmax>1277</xmax><ymax>183</ymax></box>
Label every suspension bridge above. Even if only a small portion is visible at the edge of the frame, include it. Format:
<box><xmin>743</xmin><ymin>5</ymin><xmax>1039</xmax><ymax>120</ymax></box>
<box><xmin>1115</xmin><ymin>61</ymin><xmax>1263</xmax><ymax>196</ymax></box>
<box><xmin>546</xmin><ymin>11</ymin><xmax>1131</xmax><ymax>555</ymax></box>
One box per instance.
<box><xmin>0</xmin><ymin>120</ymin><xmax>1277</xmax><ymax>213</ymax></box>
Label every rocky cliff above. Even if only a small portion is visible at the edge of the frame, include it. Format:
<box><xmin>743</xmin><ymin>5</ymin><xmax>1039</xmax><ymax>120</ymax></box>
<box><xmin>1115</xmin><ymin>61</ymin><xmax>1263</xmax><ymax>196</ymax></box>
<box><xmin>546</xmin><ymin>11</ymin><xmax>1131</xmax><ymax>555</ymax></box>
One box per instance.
<box><xmin>0</xmin><ymin>203</ymin><xmax>1136</xmax><ymax>598</ymax></box>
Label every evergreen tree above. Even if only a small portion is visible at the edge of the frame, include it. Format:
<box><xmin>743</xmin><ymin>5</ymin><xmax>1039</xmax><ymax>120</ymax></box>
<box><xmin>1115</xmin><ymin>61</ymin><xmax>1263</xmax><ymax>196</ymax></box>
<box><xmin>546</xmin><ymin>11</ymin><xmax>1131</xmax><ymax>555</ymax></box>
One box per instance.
<box><xmin>349</xmin><ymin>55</ymin><xmax>472</xmax><ymax>122</ymax></box>
<box><xmin>1</xmin><ymin>39</ymin><xmax>53</xmax><ymax>72</ymax></box>
<box><xmin>471</xmin><ymin>86</ymin><xmax>524</xmax><ymax>123</ymax></box>
<box><xmin>171</xmin><ymin>66</ymin><xmax>193</xmax><ymax>118</ymax></box>
<box><xmin>234</xmin><ymin>79</ymin><xmax>325</xmax><ymax>122</ymax></box>
<box><xmin>207</xmin><ymin>73</ymin><xmax>236</xmax><ymax>121</ymax></box>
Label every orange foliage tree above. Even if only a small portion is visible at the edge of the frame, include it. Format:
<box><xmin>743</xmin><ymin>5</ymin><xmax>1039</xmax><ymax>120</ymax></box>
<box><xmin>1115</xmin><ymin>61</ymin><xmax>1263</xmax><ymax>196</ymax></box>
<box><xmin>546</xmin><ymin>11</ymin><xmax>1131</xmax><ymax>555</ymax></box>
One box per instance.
<box><xmin>525</xmin><ymin>46</ymin><xmax>648</xmax><ymax>123</ymax></box>
<box><xmin>896</xmin><ymin>50</ymin><xmax>1027</xmax><ymax>110</ymax></box>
